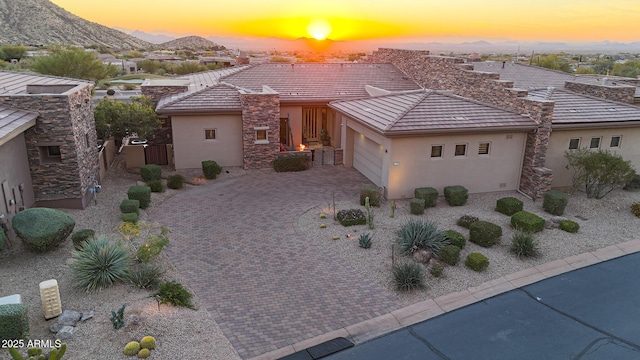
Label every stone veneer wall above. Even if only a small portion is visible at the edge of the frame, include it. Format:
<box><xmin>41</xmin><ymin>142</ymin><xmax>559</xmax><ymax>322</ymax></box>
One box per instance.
<box><xmin>141</xmin><ymin>85</ymin><xmax>189</xmax><ymax>106</ymax></box>
<box><xmin>0</xmin><ymin>84</ymin><xmax>98</xmax><ymax>209</ymax></box>
<box><xmin>564</xmin><ymin>81</ymin><xmax>635</xmax><ymax>104</ymax></box>
<box><xmin>368</xmin><ymin>48</ymin><xmax>555</xmax><ymax>198</ymax></box>
<box><xmin>239</xmin><ymin>92</ymin><xmax>280</xmax><ymax>169</ymax></box>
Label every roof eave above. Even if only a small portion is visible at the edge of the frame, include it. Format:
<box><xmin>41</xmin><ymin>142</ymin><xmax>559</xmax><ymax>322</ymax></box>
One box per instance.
<box><xmin>0</xmin><ymin>116</ymin><xmax>37</xmax><ymax>147</ymax></box>
<box><xmin>552</xmin><ymin>120</ymin><xmax>640</xmax><ymax>130</ymax></box>
<box><xmin>382</xmin><ymin>125</ymin><xmax>536</xmax><ymax>137</ymax></box>
<box><xmin>157</xmin><ymin>108</ymin><xmax>242</xmax><ymax>116</ymax></box>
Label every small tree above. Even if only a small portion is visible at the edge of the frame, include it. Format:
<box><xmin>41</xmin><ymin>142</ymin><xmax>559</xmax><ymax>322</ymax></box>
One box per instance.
<box><xmin>94</xmin><ymin>96</ymin><xmax>160</xmax><ymax>140</ymax></box>
<box><xmin>0</xmin><ymin>45</ymin><xmax>28</xmax><ymax>61</ymax></box>
<box><xmin>565</xmin><ymin>148</ymin><xmax>636</xmax><ymax>199</ymax></box>
<box><xmin>31</xmin><ymin>46</ymin><xmax>118</xmax><ymax>81</ymax></box>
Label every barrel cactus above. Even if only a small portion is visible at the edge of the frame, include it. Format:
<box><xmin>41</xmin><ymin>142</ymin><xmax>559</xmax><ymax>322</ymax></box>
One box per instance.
<box><xmin>137</xmin><ymin>348</ymin><xmax>151</xmax><ymax>359</ymax></box>
<box><xmin>140</xmin><ymin>336</ymin><xmax>156</xmax><ymax>350</ymax></box>
<box><xmin>124</xmin><ymin>341</ymin><xmax>140</xmax><ymax>356</ymax></box>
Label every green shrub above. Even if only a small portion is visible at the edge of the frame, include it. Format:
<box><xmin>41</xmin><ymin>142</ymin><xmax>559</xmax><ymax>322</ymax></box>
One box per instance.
<box><xmin>146</xmin><ymin>180</ymin><xmax>164</xmax><ymax>193</ymax></box>
<box><xmin>140</xmin><ymin>164</ymin><xmax>162</xmax><ymax>182</ymax></box>
<box><xmin>153</xmin><ymin>281</ymin><xmax>195</xmax><ymax>309</ymax></box>
<box><xmin>167</xmin><ymin>174</ymin><xmax>185</xmax><ymax>189</ymax></box>
<box><xmin>0</xmin><ymin>228</ymin><xmax>4</xmax><ymax>251</ymax></box>
<box><xmin>12</xmin><ymin>208</ymin><xmax>75</xmax><ymax>253</ymax></box>
<box><xmin>110</xmin><ymin>304</ymin><xmax>126</xmax><ymax>330</ymax></box>
<box><xmin>127</xmin><ymin>263</ymin><xmax>163</xmax><ymax>289</ymax></box>
<box><xmin>495</xmin><ymin>197</ymin><xmax>523</xmax><ymax>216</ymax></box>
<box><xmin>624</xmin><ymin>174</ymin><xmax>640</xmax><ymax>190</ymax></box>
<box><xmin>396</xmin><ymin>219</ymin><xmax>448</xmax><ymax>256</ymax></box>
<box><xmin>71</xmin><ymin>229</ymin><xmax>96</xmax><ymax>250</ymax></box>
<box><xmin>392</xmin><ymin>262</ymin><xmax>425</xmax><ymax>292</ymax></box>
<box><xmin>469</xmin><ymin>221</ymin><xmax>502</xmax><ymax>248</ymax></box>
<box><xmin>127</xmin><ymin>185</ymin><xmax>151</xmax><ymax>209</ymax></box>
<box><xmin>510</xmin><ymin>230</ymin><xmax>539</xmax><ymax>259</ymax></box>
<box><xmin>71</xmin><ymin>236</ymin><xmax>130</xmax><ymax>292</ymax></box>
<box><xmin>565</xmin><ymin>148</ymin><xmax>635</xmax><ymax>199</ymax></box>
<box><xmin>465</xmin><ymin>253</ymin><xmax>489</xmax><ymax>272</ymax></box>
<box><xmin>414</xmin><ymin>187</ymin><xmax>438</xmax><ymax>207</ymax></box>
<box><xmin>409</xmin><ymin>198</ymin><xmax>425</xmax><ymax>215</ymax></box>
<box><xmin>456</xmin><ymin>215</ymin><xmax>479</xmax><ymax>229</ymax></box>
<box><xmin>358</xmin><ymin>233</ymin><xmax>372</xmax><ymax>249</ymax></box>
<box><xmin>123</xmin><ymin>213</ymin><xmax>139</xmax><ymax>224</ymax></box>
<box><xmin>444</xmin><ymin>185</ymin><xmax>468</xmax><ymax>206</ymax></box>
<box><xmin>559</xmin><ymin>219</ymin><xmax>580</xmax><ymax>233</ymax></box>
<box><xmin>273</xmin><ymin>155</ymin><xmax>310</xmax><ymax>172</ymax></box>
<box><xmin>359</xmin><ymin>184</ymin><xmax>380</xmax><ymax>206</ymax></box>
<box><xmin>202</xmin><ymin>160</ymin><xmax>222</xmax><ymax>179</ymax></box>
<box><xmin>444</xmin><ymin>230</ymin><xmax>466</xmax><ymax>249</ymax></box>
<box><xmin>632</xmin><ymin>202</ymin><xmax>640</xmax><ymax>218</ymax></box>
<box><xmin>430</xmin><ymin>263</ymin><xmax>444</xmax><ymax>278</ymax></box>
<box><xmin>120</xmin><ymin>199</ymin><xmax>140</xmax><ymax>214</ymax></box>
<box><xmin>439</xmin><ymin>244</ymin><xmax>461</xmax><ymax>266</ymax></box>
<box><xmin>511</xmin><ymin>211</ymin><xmax>545</xmax><ymax>233</ymax></box>
<box><xmin>543</xmin><ymin>190</ymin><xmax>568</xmax><ymax>216</ymax></box>
<box><xmin>336</xmin><ymin>209</ymin><xmax>367</xmax><ymax>226</ymax></box>
<box><xmin>0</xmin><ymin>304</ymin><xmax>29</xmax><ymax>340</ymax></box>
<box><xmin>136</xmin><ymin>235</ymin><xmax>169</xmax><ymax>263</ymax></box>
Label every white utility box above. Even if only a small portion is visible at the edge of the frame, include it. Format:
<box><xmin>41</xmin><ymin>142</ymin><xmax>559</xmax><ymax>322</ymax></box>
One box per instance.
<box><xmin>39</xmin><ymin>279</ymin><xmax>62</xmax><ymax>319</ymax></box>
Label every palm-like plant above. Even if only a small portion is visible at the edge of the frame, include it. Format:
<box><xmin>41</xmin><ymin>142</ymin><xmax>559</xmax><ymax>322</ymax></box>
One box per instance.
<box><xmin>395</xmin><ymin>219</ymin><xmax>448</xmax><ymax>256</ymax></box>
<box><xmin>71</xmin><ymin>236</ymin><xmax>130</xmax><ymax>292</ymax></box>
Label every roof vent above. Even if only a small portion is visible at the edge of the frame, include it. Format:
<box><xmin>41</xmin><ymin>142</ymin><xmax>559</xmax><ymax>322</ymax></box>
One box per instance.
<box><xmin>568</xmin><ymin>109</ymin><xmax>580</xmax><ymax>113</ymax></box>
<box><xmin>601</xmin><ymin>77</ymin><xmax>608</xmax><ymax>85</ymax></box>
<box><xmin>543</xmin><ymin>86</ymin><xmax>555</xmax><ymax>100</ymax></box>
<box><xmin>607</xmin><ymin>108</ymin><xmax>618</xmax><ymax>112</ymax></box>
<box><xmin>452</xmin><ymin>116</ymin><xmax>469</xmax><ymax>120</ymax></box>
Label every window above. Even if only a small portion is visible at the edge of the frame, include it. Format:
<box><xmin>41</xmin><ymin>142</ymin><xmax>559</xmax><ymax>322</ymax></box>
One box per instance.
<box><xmin>454</xmin><ymin>144</ymin><xmax>467</xmax><ymax>157</ymax></box>
<box><xmin>568</xmin><ymin>138</ymin><xmax>581</xmax><ymax>150</ymax></box>
<box><xmin>38</xmin><ymin>145</ymin><xmax>62</xmax><ymax>164</ymax></box>
<box><xmin>478</xmin><ymin>142</ymin><xmax>490</xmax><ymax>155</ymax></box>
<box><xmin>431</xmin><ymin>145</ymin><xmax>443</xmax><ymax>158</ymax></box>
<box><xmin>589</xmin><ymin>137</ymin><xmax>601</xmax><ymax>149</ymax></box>
<box><xmin>254</xmin><ymin>126</ymin><xmax>269</xmax><ymax>144</ymax></box>
<box><xmin>204</xmin><ymin>129</ymin><xmax>216</xmax><ymax>140</ymax></box>
<box><xmin>610</xmin><ymin>136</ymin><xmax>621</xmax><ymax>148</ymax></box>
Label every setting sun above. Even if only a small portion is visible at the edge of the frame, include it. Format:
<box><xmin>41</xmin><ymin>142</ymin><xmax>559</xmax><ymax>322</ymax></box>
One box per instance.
<box><xmin>306</xmin><ymin>19</ymin><xmax>332</xmax><ymax>40</ymax></box>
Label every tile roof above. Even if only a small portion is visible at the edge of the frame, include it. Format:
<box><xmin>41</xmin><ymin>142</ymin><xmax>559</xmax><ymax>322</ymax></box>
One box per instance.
<box><xmin>529</xmin><ymin>88</ymin><xmax>640</xmax><ymax>126</ymax></box>
<box><xmin>471</xmin><ymin>62</ymin><xmax>574</xmax><ymax>89</ymax></box>
<box><xmin>156</xmin><ymin>84</ymin><xmax>241</xmax><ymax>114</ymax></box>
<box><xmin>175</xmin><ymin>65</ymin><xmax>251</xmax><ymax>89</ymax></box>
<box><xmin>0</xmin><ymin>70</ymin><xmax>90</xmax><ymax>95</ymax></box>
<box><xmin>329</xmin><ymin>90</ymin><xmax>537</xmax><ymax>135</ymax></box>
<box><xmin>220</xmin><ymin>63</ymin><xmax>420</xmax><ymax>102</ymax></box>
<box><xmin>0</xmin><ymin>106</ymin><xmax>38</xmax><ymax>146</ymax></box>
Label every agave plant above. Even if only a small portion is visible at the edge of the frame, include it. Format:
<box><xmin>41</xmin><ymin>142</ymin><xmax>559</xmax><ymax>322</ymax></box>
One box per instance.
<box><xmin>395</xmin><ymin>219</ymin><xmax>448</xmax><ymax>256</ymax></box>
<box><xmin>71</xmin><ymin>236</ymin><xmax>130</xmax><ymax>292</ymax></box>
<box><xmin>358</xmin><ymin>233</ymin><xmax>372</xmax><ymax>249</ymax></box>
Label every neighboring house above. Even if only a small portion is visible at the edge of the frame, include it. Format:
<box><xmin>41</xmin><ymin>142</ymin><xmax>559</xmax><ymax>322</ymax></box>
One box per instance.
<box><xmin>0</xmin><ymin>71</ymin><xmax>99</xmax><ymax>220</ymax></box>
<box><xmin>142</xmin><ymin>49</ymin><xmax>640</xmax><ymax>200</ymax></box>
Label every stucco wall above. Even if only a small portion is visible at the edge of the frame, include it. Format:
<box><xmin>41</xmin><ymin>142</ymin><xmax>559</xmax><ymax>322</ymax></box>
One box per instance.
<box><xmin>280</xmin><ymin>106</ymin><xmax>303</xmax><ymax>147</ymax></box>
<box><xmin>0</xmin><ymin>133</ymin><xmax>35</xmax><ymax>215</ymax></box>
<box><xmin>387</xmin><ymin>132</ymin><xmax>527</xmax><ymax>199</ymax></box>
<box><xmin>547</xmin><ymin>128</ymin><xmax>640</xmax><ymax>188</ymax></box>
<box><xmin>172</xmin><ymin>114</ymin><xmax>244</xmax><ymax>169</ymax></box>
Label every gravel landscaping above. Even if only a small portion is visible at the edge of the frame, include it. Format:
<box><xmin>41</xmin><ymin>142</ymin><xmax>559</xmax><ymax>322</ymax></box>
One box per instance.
<box><xmin>2</xmin><ymin>158</ymin><xmax>639</xmax><ymax>359</ymax></box>
<box><xmin>298</xmin><ymin>187</ymin><xmax>640</xmax><ymax>305</ymax></box>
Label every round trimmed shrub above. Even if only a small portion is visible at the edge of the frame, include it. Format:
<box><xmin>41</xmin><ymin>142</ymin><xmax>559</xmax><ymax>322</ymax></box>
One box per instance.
<box><xmin>409</xmin><ymin>198</ymin><xmax>425</xmax><ymax>215</ymax></box>
<box><xmin>439</xmin><ymin>244</ymin><xmax>461</xmax><ymax>266</ymax></box>
<box><xmin>444</xmin><ymin>185</ymin><xmax>468</xmax><ymax>206</ymax></box>
<box><xmin>71</xmin><ymin>229</ymin><xmax>96</xmax><ymax>250</ymax></box>
<box><xmin>444</xmin><ymin>229</ymin><xmax>466</xmax><ymax>249</ymax></box>
<box><xmin>167</xmin><ymin>174</ymin><xmax>185</xmax><ymax>189</ymax></box>
<box><xmin>495</xmin><ymin>197</ymin><xmax>523</xmax><ymax>216</ymax></box>
<box><xmin>202</xmin><ymin>160</ymin><xmax>222</xmax><ymax>179</ymax></box>
<box><xmin>12</xmin><ymin>208</ymin><xmax>75</xmax><ymax>252</ymax></box>
<box><xmin>511</xmin><ymin>211</ymin><xmax>545</xmax><ymax>233</ymax></box>
<box><xmin>469</xmin><ymin>221</ymin><xmax>502</xmax><ymax>248</ymax></box>
<box><xmin>146</xmin><ymin>180</ymin><xmax>164</xmax><ymax>193</ymax></box>
<box><xmin>465</xmin><ymin>252</ymin><xmax>489</xmax><ymax>272</ymax></box>
<box><xmin>71</xmin><ymin>236</ymin><xmax>130</xmax><ymax>292</ymax></box>
<box><xmin>543</xmin><ymin>190</ymin><xmax>568</xmax><ymax>216</ymax></box>
<box><xmin>414</xmin><ymin>187</ymin><xmax>438</xmax><ymax>207</ymax></box>
<box><xmin>559</xmin><ymin>219</ymin><xmax>579</xmax><ymax>233</ymax></box>
<box><xmin>128</xmin><ymin>185</ymin><xmax>151</xmax><ymax>209</ymax></box>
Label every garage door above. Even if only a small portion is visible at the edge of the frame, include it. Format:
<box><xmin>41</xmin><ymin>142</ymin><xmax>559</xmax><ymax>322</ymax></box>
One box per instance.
<box><xmin>353</xmin><ymin>132</ymin><xmax>384</xmax><ymax>186</ymax></box>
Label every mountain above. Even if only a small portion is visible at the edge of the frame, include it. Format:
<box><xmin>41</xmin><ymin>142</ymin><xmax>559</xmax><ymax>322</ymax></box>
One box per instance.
<box><xmin>159</xmin><ymin>36</ymin><xmax>225</xmax><ymax>50</ymax></box>
<box><xmin>129</xmin><ymin>30</ymin><xmax>175</xmax><ymax>45</ymax></box>
<box><xmin>0</xmin><ymin>0</ymin><xmax>152</xmax><ymax>49</ymax></box>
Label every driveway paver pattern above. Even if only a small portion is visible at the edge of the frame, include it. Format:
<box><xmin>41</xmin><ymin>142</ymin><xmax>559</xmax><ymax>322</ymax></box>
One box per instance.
<box><xmin>150</xmin><ymin>166</ymin><xmax>402</xmax><ymax>358</ymax></box>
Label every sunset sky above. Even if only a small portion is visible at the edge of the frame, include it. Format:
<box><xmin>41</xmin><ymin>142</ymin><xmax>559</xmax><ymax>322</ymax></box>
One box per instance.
<box><xmin>50</xmin><ymin>0</ymin><xmax>639</xmax><ymax>43</ymax></box>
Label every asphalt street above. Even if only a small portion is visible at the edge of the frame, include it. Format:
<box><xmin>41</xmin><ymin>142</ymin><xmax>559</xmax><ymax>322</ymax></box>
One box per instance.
<box><xmin>326</xmin><ymin>252</ymin><xmax>640</xmax><ymax>360</ymax></box>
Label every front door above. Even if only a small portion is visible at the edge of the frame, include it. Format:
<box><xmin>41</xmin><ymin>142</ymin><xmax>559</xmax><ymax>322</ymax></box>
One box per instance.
<box><xmin>302</xmin><ymin>107</ymin><xmax>327</xmax><ymax>144</ymax></box>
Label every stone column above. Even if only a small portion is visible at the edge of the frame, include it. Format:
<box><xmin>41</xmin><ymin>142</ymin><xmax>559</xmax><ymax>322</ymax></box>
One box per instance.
<box><xmin>239</xmin><ymin>87</ymin><xmax>280</xmax><ymax>169</ymax></box>
<box><xmin>518</xmin><ymin>98</ymin><xmax>555</xmax><ymax>198</ymax></box>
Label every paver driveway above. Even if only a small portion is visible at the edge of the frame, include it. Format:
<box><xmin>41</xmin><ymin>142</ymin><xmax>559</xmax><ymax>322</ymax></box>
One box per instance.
<box><xmin>150</xmin><ymin>166</ymin><xmax>402</xmax><ymax>358</ymax></box>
